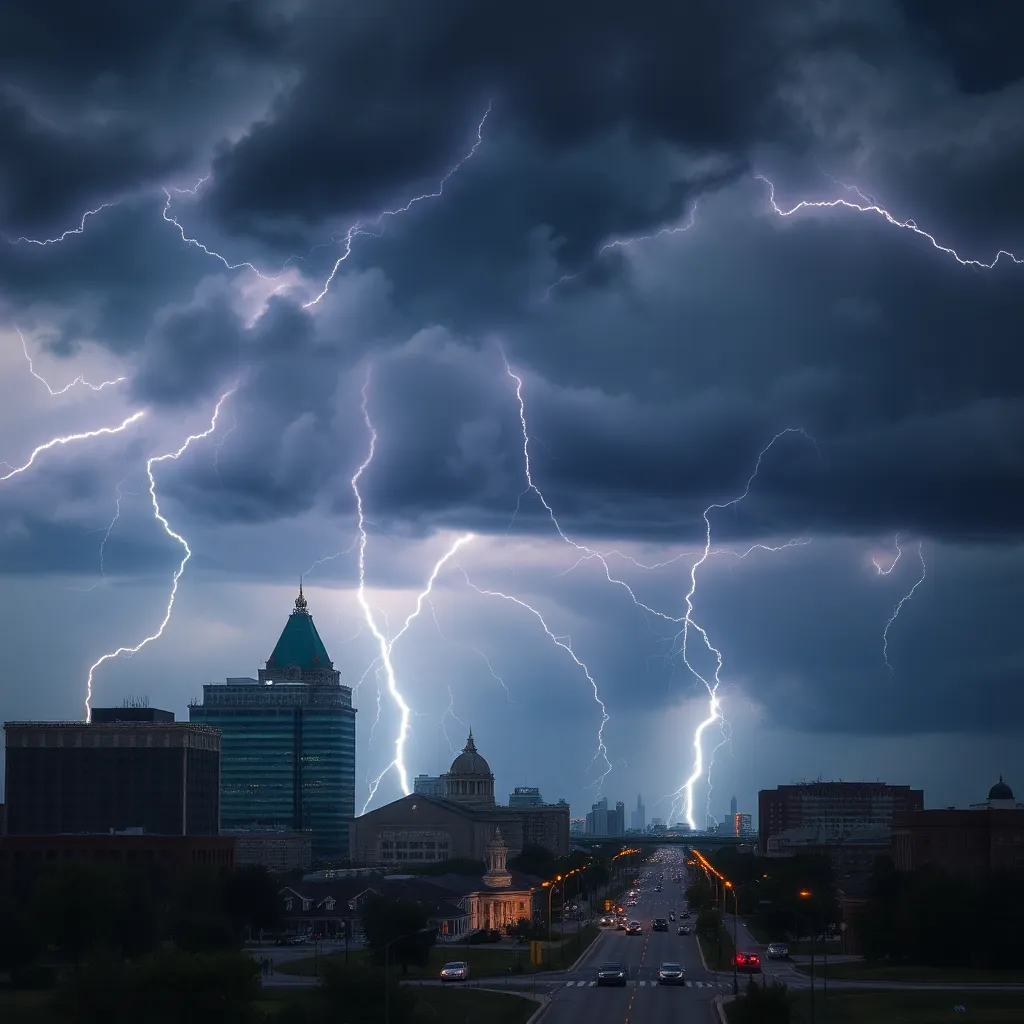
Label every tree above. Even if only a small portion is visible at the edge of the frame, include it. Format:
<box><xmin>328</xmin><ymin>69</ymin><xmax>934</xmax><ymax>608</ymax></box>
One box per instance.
<box><xmin>729</xmin><ymin>979</ymin><xmax>791</xmax><ymax>1024</ymax></box>
<box><xmin>319</xmin><ymin>964</ymin><xmax>417</xmax><ymax>1024</ymax></box>
<box><xmin>359</xmin><ymin>894</ymin><xmax>436</xmax><ymax>974</ymax></box>
<box><xmin>509</xmin><ymin>843</ymin><xmax>556</xmax><ymax>877</ymax></box>
<box><xmin>696</xmin><ymin>908</ymin><xmax>722</xmax><ymax>936</ymax></box>
<box><xmin>222</xmin><ymin>865</ymin><xmax>284</xmax><ymax>941</ymax></box>
<box><xmin>56</xmin><ymin>950</ymin><xmax>261</xmax><ymax>1024</ymax></box>
<box><xmin>686</xmin><ymin>873</ymin><xmax>714</xmax><ymax>913</ymax></box>
<box><xmin>170</xmin><ymin>866</ymin><xmax>238</xmax><ymax>953</ymax></box>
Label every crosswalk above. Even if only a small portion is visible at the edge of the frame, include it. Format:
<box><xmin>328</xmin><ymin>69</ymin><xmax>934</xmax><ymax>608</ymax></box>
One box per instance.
<box><xmin>563</xmin><ymin>979</ymin><xmax>732</xmax><ymax>989</ymax></box>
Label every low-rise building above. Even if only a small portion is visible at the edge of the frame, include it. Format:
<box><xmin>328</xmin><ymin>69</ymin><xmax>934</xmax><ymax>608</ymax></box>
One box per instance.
<box><xmin>765</xmin><ymin>825</ymin><xmax>892</xmax><ymax>875</ymax></box>
<box><xmin>231</xmin><ymin>831</ymin><xmax>313</xmax><ymax>873</ymax></box>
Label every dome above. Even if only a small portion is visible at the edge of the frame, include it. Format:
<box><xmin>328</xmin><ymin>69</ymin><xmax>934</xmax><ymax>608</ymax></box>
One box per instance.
<box><xmin>448</xmin><ymin>730</ymin><xmax>492</xmax><ymax>777</ymax></box>
<box><xmin>988</xmin><ymin>775</ymin><xmax>1014</xmax><ymax>801</ymax></box>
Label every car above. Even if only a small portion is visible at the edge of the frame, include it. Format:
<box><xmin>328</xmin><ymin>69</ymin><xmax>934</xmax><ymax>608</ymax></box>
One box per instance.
<box><xmin>615</xmin><ymin>918</ymin><xmax>627</xmax><ymax>930</ymax></box>
<box><xmin>652</xmin><ymin>918</ymin><xmax>668</xmax><ymax>932</ymax></box>
<box><xmin>597</xmin><ymin>962</ymin><xmax>628</xmax><ymax>986</ymax></box>
<box><xmin>625</xmin><ymin>921</ymin><xmax>643</xmax><ymax>935</ymax></box>
<box><xmin>681</xmin><ymin>911</ymin><xmax>691</xmax><ymax>919</ymax></box>
<box><xmin>766</xmin><ymin>943</ymin><xmax>789</xmax><ymax>959</ymax></box>
<box><xmin>678</xmin><ymin>924</ymin><xmax>692</xmax><ymax>935</ymax></box>
<box><xmin>599</xmin><ymin>916</ymin><xmax>615</xmax><ymax>927</ymax></box>
<box><xmin>654</xmin><ymin>885</ymin><xmax>663</xmax><ymax>892</ymax></box>
<box><xmin>440</xmin><ymin>962</ymin><xmax>469</xmax><ymax>982</ymax></box>
<box><xmin>657</xmin><ymin>962</ymin><xmax>686</xmax><ymax>985</ymax></box>
<box><xmin>669</xmin><ymin>911</ymin><xmax>675</xmax><ymax>922</ymax></box>
<box><xmin>735</xmin><ymin>953</ymin><xmax>762</xmax><ymax>973</ymax></box>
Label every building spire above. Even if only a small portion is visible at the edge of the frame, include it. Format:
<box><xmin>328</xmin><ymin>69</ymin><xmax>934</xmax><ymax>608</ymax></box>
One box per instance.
<box><xmin>294</xmin><ymin>578</ymin><xmax>308</xmax><ymax>614</ymax></box>
<box><xmin>465</xmin><ymin>729</ymin><xmax>476</xmax><ymax>753</ymax></box>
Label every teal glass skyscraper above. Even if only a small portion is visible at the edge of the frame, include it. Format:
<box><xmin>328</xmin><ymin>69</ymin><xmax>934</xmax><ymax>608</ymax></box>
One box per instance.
<box><xmin>189</xmin><ymin>585</ymin><xmax>356</xmax><ymax>862</ymax></box>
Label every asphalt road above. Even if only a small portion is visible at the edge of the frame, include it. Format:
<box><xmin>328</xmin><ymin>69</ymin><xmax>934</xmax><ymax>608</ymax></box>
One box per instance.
<box><xmin>542</xmin><ymin>891</ymin><xmax>732</xmax><ymax>1024</ymax></box>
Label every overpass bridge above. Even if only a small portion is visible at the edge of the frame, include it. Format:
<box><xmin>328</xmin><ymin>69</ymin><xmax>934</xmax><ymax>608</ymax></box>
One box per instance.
<box><xmin>571</xmin><ymin>834</ymin><xmax>757</xmax><ymax>852</ymax></box>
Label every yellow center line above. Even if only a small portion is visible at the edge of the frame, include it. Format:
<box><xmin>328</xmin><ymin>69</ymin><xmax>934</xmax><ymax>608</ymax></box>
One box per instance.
<box><xmin>623</xmin><ymin>921</ymin><xmax>652</xmax><ymax>1024</ymax></box>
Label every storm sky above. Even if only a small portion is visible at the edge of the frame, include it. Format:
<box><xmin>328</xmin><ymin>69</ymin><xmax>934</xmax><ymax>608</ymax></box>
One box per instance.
<box><xmin>2</xmin><ymin>0</ymin><xmax>1023</xmax><ymax>824</ymax></box>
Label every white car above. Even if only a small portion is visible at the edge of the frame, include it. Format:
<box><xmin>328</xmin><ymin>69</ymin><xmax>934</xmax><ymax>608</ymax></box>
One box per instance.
<box><xmin>440</xmin><ymin>961</ymin><xmax>469</xmax><ymax>981</ymax></box>
<box><xmin>766</xmin><ymin>943</ymin><xmax>789</xmax><ymax>959</ymax></box>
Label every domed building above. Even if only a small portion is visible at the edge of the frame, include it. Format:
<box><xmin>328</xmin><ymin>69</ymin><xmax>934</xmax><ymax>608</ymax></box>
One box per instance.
<box><xmin>349</xmin><ymin>730</ymin><xmax>569</xmax><ymax>867</ymax></box>
<box><xmin>443</xmin><ymin>730</ymin><xmax>495</xmax><ymax>807</ymax></box>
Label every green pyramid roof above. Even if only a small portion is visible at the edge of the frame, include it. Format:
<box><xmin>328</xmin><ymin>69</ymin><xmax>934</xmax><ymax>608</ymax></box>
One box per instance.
<box><xmin>267</xmin><ymin>584</ymin><xmax>333</xmax><ymax>670</ymax></box>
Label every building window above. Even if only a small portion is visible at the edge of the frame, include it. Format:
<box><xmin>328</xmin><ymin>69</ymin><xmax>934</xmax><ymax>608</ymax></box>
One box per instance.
<box><xmin>302</xmin><ymin>900</ymin><xmax>311</xmax><ymax>911</ymax></box>
<box><xmin>285</xmin><ymin>899</ymin><xmax>293</xmax><ymax>911</ymax></box>
<box><xmin>324</xmin><ymin>898</ymin><xmax>335</xmax><ymax>910</ymax></box>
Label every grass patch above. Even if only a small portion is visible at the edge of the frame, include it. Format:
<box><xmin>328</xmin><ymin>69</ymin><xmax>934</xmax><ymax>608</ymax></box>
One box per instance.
<box><xmin>697</xmin><ymin>924</ymin><xmax>736</xmax><ymax>972</ymax></box>
<box><xmin>784</xmin><ymin>987</ymin><xmax>1024</xmax><ymax>1023</ymax></box>
<box><xmin>794</xmin><ymin>961</ymin><xmax>1024</xmax><ymax>985</ymax></box>
<box><xmin>0</xmin><ymin>989</ymin><xmax>59</xmax><ymax>1024</ymax></box>
<box><xmin>413</xmin><ymin>987</ymin><xmax>537</xmax><ymax>1023</ymax></box>
<box><xmin>279</xmin><ymin>928</ymin><xmax>598</xmax><ymax>980</ymax></box>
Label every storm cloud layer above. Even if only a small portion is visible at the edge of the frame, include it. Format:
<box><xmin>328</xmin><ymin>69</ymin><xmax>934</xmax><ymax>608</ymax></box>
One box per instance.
<box><xmin>2</xmin><ymin>0</ymin><xmax>1023</xmax><ymax>814</ymax></box>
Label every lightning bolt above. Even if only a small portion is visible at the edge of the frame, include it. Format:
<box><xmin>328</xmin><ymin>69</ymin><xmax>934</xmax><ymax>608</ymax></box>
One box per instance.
<box><xmin>15</xmin><ymin>325</ymin><xmax>126</xmax><ymax>393</ymax></box>
<box><xmin>544</xmin><ymin>202</ymin><xmax>699</xmax><ymax>298</ymax></box>
<box><xmin>439</xmin><ymin>683</ymin><xmax>466</xmax><ymax>755</ymax></box>
<box><xmin>98</xmin><ymin>477</ymin><xmax>128</xmax><ymax>578</ymax></box>
<box><xmin>303</xmin><ymin>102</ymin><xmax>491</xmax><ymax>307</ymax></box>
<box><xmin>83</xmin><ymin>390</ymin><xmax>235</xmax><ymax>720</ymax></box>
<box><xmin>160</xmin><ymin>104</ymin><xmax>492</xmax><ymax>307</ymax></box>
<box><xmin>4</xmin><ymin>202</ymin><xmax>121</xmax><ymax>246</ymax></box>
<box><xmin>458</xmin><ymin>567</ymin><xmax>613</xmax><ymax>789</ymax></box>
<box><xmin>426</xmin><ymin>598</ymin><xmax>513</xmax><ymax>703</ymax></box>
<box><xmin>353</xmin><ymin>371</ymin><xmax>474</xmax><ymax>811</ymax></box>
<box><xmin>758</xmin><ymin>175</ymin><xmax>1024</xmax><ymax>269</ymax></box>
<box><xmin>302</xmin><ymin>541</ymin><xmax>358</xmax><ymax>579</ymax></box>
<box><xmin>674</xmin><ymin>428</ymin><xmax>819</xmax><ymax>830</ymax></box>
<box><xmin>0</xmin><ymin>411</ymin><xmax>145</xmax><ymax>483</ymax></box>
<box><xmin>881</xmin><ymin>539</ymin><xmax>927</xmax><ymax>678</ymax></box>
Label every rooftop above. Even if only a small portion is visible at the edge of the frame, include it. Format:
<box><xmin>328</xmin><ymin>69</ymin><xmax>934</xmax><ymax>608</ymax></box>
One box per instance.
<box><xmin>266</xmin><ymin>584</ymin><xmax>334</xmax><ymax>672</ymax></box>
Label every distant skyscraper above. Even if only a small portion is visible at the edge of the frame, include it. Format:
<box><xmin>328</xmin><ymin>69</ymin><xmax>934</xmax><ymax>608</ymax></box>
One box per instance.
<box><xmin>630</xmin><ymin>792</ymin><xmax>646</xmax><ymax>831</ymax></box>
<box><xmin>586</xmin><ymin>796</ymin><xmax>624</xmax><ymax>836</ymax></box>
<box><xmin>414</xmin><ymin>775</ymin><xmax>445</xmax><ymax>797</ymax></box>
<box><xmin>189</xmin><ymin>585</ymin><xmax>356</xmax><ymax>862</ymax></box>
<box><xmin>730</xmin><ymin>795</ymin><xmax>738</xmax><ymax>818</ymax></box>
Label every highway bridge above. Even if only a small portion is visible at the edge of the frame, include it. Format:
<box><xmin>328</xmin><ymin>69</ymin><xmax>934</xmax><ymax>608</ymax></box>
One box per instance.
<box><xmin>571</xmin><ymin>834</ymin><xmax>757</xmax><ymax>852</ymax></box>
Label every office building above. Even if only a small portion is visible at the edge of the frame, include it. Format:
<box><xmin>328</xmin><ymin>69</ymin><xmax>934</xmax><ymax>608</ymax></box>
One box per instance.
<box><xmin>758</xmin><ymin>781</ymin><xmax>924</xmax><ymax>855</ymax></box>
<box><xmin>585</xmin><ymin>797</ymin><xmax>625</xmax><ymax>836</ymax></box>
<box><xmin>509</xmin><ymin>787</ymin><xmax>543</xmax><ymax>808</ymax></box>
<box><xmin>733</xmin><ymin>812</ymin><xmax>753</xmax><ymax>836</ymax></box>
<box><xmin>630</xmin><ymin>793</ymin><xmax>646</xmax><ymax>831</ymax></box>
<box><xmin>892</xmin><ymin>777</ymin><xmax>1024</xmax><ymax>882</ymax></box>
<box><xmin>651</xmin><ymin>816</ymin><xmax>665</xmax><ymax>831</ymax></box>
<box><xmin>3</xmin><ymin>714</ymin><xmax>220</xmax><ymax>836</ymax></box>
<box><xmin>730</xmin><ymin>795</ymin><xmax>738</xmax><ymax>818</ymax></box>
<box><xmin>350</xmin><ymin>732</ymin><xmax>570</xmax><ymax>864</ymax></box>
<box><xmin>189</xmin><ymin>585</ymin><xmax>357</xmax><ymax>862</ymax></box>
<box><xmin>414</xmin><ymin>775</ymin><xmax>445</xmax><ymax>797</ymax></box>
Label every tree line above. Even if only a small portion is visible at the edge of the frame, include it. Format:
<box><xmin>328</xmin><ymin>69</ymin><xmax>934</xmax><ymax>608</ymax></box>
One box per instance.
<box><xmin>859</xmin><ymin>855</ymin><xmax>1024</xmax><ymax>969</ymax></box>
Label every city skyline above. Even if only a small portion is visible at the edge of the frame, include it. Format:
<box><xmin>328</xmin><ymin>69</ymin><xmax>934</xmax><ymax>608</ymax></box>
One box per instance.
<box><xmin>2</xmin><ymin>1</ymin><xmax>1023</xmax><ymax>823</ymax></box>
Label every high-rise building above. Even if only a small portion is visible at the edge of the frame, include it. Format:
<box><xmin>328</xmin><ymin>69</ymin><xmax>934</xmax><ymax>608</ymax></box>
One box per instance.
<box><xmin>509</xmin><ymin>787</ymin><xmax>544</xmax><ymax>807</ymax></box>
<box><xmin>758</xmin><ymin>782</ymin><xmax>924</xmax><ymax>855</ymax></box>
<box><xmin>630</xmin><ymin>793</ymin><xmax>646</xmax><ymax>831</ymax></box>
<box><xmin>3</xmin><ymin>713</ymin><xmax>220</xmax><ymax>836</ymax></box>
<box><xmin>414</xmin><ymin>775</ymin><xmax>445</xmax><ymax>797</ymax></box>
<box><xmin>730</xmin><ymin>795</ymin><xmax>738</xmax><ymax>818</ymax></box>
<box><xmin>585</xmin><ymin>797</ymin><xmax>625</xmax><ymax>836</ymax></box>
<box><xmin>189</xmin><ymin>585</ymin><xmax>357</xmax><ymax>862</ymax></box>
<box><xmin>733</xmin><ymin>812</ymin><xmax>753</xmax><ymax>836</ymax></box>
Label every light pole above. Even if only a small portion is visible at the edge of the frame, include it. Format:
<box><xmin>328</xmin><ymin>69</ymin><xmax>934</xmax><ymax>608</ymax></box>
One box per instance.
<box><xmin>542</xmin><ymin>875</ymin><xmax>562</xmax><ymax>953</ymax></box>
<box><xmin>799</xmin><ymin>890</ymin><xmax>826</xmax><ymax>1024</ymax></box>
<box><xmin>725</xmin><ymin>878</ymin><xmax>765</xmax><ymax>995</ymax></box>
<box><xmin>384</xmin><ymin>926</ymin><xmax>436</xmax><ymax>1024</ymax></box>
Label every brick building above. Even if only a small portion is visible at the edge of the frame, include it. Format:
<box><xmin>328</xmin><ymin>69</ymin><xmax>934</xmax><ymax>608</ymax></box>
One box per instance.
<box><xmin>758</xmin><ymin>782</ymin><xmax>924</xmax><ymax>855</ymax></box>
<box><xmin>892</xmin><ymin>777</ymin><xmax>1024</xmax><ymax>882</ymax></box>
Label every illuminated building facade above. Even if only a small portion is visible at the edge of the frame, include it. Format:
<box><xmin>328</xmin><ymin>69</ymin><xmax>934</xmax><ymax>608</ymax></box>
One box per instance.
<box><xmin>189</xmin><ymin>586</ymin><xmax>356</xmax><ymax>862</ymax></box>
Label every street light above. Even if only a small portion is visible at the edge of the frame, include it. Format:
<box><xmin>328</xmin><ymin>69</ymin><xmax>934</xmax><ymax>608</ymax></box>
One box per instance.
<box><xmin>724</xmin><ymin>878</ymin><xmax>766</xmax><ymax>995</ymax></box>
<box><xmin>384</xmin><ymin>926</ymin><xmax>436</xmax><ymax>1024</ymax></box>
<box><xmin>799</xmin><ymin>889</ymin><xmax>827</xmax><ymax>1024</ymax></box>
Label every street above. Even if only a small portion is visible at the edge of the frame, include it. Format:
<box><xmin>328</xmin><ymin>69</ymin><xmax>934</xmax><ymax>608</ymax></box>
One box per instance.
<box><xmin>540</xmin><ymin>893</ymin><xmax>734</xmax><ymax>1024</ymax></box>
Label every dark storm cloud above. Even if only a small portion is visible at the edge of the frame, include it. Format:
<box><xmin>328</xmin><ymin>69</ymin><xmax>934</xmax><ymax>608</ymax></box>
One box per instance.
<box><xmin>1</xmin><ymin>0</ymin><xmax>296</xmax><ymax>234</ymax></box>
<box><xmin>200</xmin><ymin>0</ymin><xmax>814</xmax><ymax>235</ymax></box>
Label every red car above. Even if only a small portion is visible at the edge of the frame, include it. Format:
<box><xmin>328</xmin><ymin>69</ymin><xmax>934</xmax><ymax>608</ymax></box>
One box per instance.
<box><xmin>735</xmin><ymin>952</ymin><xmax>762</xmax><ymax>973</ymax></box>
